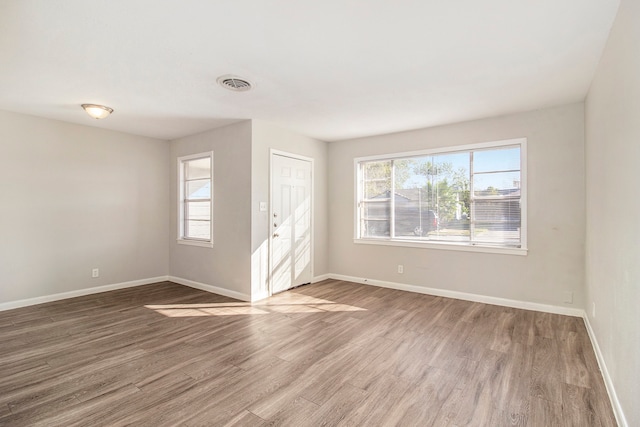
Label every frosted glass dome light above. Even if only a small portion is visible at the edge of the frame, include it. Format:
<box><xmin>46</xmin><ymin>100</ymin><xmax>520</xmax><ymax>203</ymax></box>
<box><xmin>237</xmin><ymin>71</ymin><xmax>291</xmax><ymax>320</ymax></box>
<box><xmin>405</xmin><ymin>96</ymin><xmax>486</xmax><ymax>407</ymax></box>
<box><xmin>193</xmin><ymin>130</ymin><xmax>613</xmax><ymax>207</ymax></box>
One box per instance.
<box><xmin>81</xmin><ymin>104</ymin><xmax>113</xmax><ymax>119</ymax></box>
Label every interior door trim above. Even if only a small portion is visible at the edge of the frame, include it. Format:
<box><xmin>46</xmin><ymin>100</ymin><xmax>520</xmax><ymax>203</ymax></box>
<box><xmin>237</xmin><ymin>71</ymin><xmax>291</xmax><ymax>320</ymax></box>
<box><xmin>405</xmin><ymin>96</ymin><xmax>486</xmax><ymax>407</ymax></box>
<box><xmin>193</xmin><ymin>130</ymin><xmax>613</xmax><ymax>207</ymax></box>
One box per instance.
<box><xmin>269</xmin><ymin>149</ymin><xmax>314</xmax><ymax>297</ymax></box>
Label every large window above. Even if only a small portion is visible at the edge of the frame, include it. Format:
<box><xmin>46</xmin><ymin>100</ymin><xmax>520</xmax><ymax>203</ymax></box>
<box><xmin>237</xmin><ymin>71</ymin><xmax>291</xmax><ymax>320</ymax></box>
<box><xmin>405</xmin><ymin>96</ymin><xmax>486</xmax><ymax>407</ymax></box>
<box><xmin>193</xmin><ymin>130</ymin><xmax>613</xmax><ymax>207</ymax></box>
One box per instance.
<box><xmin>178</xmin><ymin>152</ymin><xmax>213</xmax><ymax>247</ymax></box>
<box><xmin>355</xmin><ymin>139</ymin><xmax>526</xmax><ymax>253</ymax></box>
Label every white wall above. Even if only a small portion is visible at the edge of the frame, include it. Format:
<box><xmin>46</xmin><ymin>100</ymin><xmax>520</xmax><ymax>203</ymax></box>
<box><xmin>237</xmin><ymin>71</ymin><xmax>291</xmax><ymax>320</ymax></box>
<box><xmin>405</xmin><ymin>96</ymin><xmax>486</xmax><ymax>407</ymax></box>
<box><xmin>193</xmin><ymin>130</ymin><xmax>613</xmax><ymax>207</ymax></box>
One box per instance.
<box><xmin>585</xmin><ymin>0</ymin><xmax>639</xmax><ymax>425</ymax></box>
<box><xmin>169</xmin><ymin>121</ymin><xmax>253</xmax><ymax>300</ymax></box>
<box><xmin>328</xmin><ymin>103</ymin><xmax>585</xmax><ymax>309</ymax></box>
<box><xmin>250</xmin><ymin>120</ymin><xmax>328</xmax><ymax>299</ymax></box>
<box><xmin>0</xmin><ymin>110</ymin><xmax>170</xmax><ymax>305</ymax></box>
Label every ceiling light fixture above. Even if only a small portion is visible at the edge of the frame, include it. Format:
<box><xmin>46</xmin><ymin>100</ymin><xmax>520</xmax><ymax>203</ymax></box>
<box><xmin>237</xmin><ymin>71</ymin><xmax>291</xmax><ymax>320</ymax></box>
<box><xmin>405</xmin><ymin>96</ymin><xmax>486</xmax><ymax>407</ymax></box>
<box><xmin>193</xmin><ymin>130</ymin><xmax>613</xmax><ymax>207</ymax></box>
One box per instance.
<box><xmin>81</xmin><ymin>104</ymin><xmax>114</xmax><ymax>119</ymax></box>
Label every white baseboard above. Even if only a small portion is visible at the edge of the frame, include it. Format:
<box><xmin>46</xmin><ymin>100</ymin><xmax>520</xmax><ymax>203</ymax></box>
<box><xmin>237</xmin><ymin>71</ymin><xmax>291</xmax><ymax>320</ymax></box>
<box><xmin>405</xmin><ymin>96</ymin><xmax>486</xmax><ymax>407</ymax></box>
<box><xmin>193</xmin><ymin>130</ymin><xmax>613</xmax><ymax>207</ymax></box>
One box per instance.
<box><xmin>327</xmin><ymin>274</ymin><xmax>585</xmax><ymax>317</ymax></box>
<box><xmin>0</xmin><ymin>276</ymin><xmax>170</xmax><ymax>312</ymax></box>
<box><xmin>0</xmin><ymin>274</ymin><xmax>319</xmax><ymax>311</ymax></box>
<box><xmin>0</xmin><ymin>270</ymin><xmax>589</xmax><ymax>318</ymax></box>
<box><xmin>168</xmin><ymin>276</ymin><xmax>251</xmax><ymax>302</ymax></box>
<box><xmin>583</xmin><ymin>315</ymin><xmax>628</xmax><ymax>427</ymax></box>
<box><xmin>312</xmin><ymin>273</ymin><xmax>332</xmax><ymax>283</ymax></box>
<box><xmin>0</xmin><ymin>270</ymin><xmax>625</xmax><ymax>425</ymax></box>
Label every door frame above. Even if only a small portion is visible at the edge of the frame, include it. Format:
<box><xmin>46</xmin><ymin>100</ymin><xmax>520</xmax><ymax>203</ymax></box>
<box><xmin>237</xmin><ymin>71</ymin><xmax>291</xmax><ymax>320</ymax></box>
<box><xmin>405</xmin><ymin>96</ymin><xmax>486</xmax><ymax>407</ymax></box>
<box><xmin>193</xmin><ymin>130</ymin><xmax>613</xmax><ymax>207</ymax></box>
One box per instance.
<box><xmin>269</xmin><ymin>149</ymin><xmax>315</xmax><ymax>297</ymax></box>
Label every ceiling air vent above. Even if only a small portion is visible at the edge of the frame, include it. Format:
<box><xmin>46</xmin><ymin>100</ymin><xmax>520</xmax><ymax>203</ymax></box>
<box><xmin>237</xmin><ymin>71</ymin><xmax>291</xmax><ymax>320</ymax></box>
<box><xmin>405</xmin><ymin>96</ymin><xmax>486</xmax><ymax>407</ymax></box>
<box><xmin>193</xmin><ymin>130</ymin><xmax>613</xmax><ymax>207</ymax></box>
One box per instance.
<box><xmin>217</xmin><ymin>75</ymin><xmax>252</xmax><ymax>92</ymax></box>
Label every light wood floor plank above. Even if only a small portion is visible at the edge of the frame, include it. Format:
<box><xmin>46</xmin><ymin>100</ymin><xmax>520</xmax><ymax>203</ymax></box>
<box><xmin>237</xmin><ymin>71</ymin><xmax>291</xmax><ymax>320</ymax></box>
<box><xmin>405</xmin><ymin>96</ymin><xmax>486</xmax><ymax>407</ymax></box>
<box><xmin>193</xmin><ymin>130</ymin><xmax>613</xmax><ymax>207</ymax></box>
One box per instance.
<box><xmin>252</xmin><ymin>397</ymin><xmax>317</xmax><ymax>427</ymax></box>
<box><xmin>0</xmin><ymin>280</ymin><xmax>617</xmax><ymax>426</ymax></box>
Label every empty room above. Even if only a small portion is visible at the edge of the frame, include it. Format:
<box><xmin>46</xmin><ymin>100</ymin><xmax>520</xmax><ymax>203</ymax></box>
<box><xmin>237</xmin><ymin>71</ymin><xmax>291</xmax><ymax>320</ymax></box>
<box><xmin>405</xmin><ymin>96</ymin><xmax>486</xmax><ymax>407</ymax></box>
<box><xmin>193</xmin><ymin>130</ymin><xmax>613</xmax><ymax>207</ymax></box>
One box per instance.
<box><xmin>0</xmin><ymin>1</ymin><xmax>637</xmax><ymax>426</ymax></box>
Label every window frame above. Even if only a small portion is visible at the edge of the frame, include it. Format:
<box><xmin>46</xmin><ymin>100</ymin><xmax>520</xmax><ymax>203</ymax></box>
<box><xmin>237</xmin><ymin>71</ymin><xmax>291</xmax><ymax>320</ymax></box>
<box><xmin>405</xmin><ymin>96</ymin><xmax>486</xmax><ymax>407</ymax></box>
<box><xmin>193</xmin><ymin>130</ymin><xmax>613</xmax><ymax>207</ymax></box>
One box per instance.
<box><xmin>353</xmin><ymin>138</ymin><xmax>527</xmax><ymax>255</ymax></box>
<box><xmin>177</xmin><ymin>151</ymin><xmax>214</xmax><ymax>248</ymax></box>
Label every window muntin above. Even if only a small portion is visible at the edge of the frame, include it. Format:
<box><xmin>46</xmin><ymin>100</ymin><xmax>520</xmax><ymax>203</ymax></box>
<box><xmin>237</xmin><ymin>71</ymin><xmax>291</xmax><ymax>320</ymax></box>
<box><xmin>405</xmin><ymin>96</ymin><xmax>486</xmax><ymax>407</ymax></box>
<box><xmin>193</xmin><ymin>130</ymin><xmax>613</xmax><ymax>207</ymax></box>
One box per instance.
<box><xmin>356</xmin><ymin>139</ymin><xmax>525</xmax><ymax>251</ymax></box>
<box><xmin>178</xmin><ymin>152</ymin><xmax>213</xmax><ymax>246</ymax></box>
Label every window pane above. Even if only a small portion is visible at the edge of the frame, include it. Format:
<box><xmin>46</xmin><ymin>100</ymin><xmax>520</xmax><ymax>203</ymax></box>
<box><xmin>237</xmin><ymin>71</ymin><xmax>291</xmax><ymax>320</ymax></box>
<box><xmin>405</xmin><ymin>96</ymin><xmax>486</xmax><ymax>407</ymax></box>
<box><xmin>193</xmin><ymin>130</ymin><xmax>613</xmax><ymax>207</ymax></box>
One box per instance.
<box><xmin>186</xmin><ymin>180</ymin><xmax>210</xmax><ymax>199</ymax></box>
<box><xmin>473</xmin><ymin>171</ymin><xmax>521</xmax><ymax>197</ymax></box>
<box><xmin>473</xmin><ymin>199</ymin><xmax>520</xmax><ymax>224</ymax></box>
<box><xmin>472</xmin><ymin>199</ymin><xmax>520</xmax><ymax>245</ymax></box>
<box><xmin>361</xmin><ymin>200</ymin><xmax>390</xmax><ymax>237</ymax></box>
<box><xmin>473</xmin><ymin>224</ymin><xmax>520</xmax><ymax>247</ymax></box>
<box><xmin>473</xmin><ymin>146</ymin><xmax>520</xmax><ymax>173</ymax></box>
<box><xmin>360</xmin><ymin>160</ymin><xmax>391</xmax><ymax>238</ymax></box>
<box><xmin>472</xmin><ymin>223</ymin><xmax>520</xmax><ymax>245</ymax></box>
<box><xmin>186</xmin><ymin>157</ymin><xmax>210</xmax><ymax>180</ymax></box>
<box><xmin>356</xmin><ymin>139</ymin><xmax>524</xmax><ymax>249</ymax></box>
<box><xmin>393</xmin><ymin>153</ymin><xmax>469</xmax><ymax>239</ymax></box>
<box><xmin>186</xmin><ymin>220</ymin><xmax>211</xmax><ymax>240</ymax></box>
<box><xmin>179</xmin><ymin>152</ymin><xmax>213</xmax><ymax>244</ymax></box>
<box><xmin>394</xmin><ymin>195</ymin><xmax>439</xmax><ymax>237</ymax></box>
<box><xmin>362</xmin><ymin>161</ymin><xmax>391</xmax><ymax>200</ymax></box>
<box><xmin>186</xmin><ymin>201</ymin><xmax>210</xmax><ymax>220</ymax></box>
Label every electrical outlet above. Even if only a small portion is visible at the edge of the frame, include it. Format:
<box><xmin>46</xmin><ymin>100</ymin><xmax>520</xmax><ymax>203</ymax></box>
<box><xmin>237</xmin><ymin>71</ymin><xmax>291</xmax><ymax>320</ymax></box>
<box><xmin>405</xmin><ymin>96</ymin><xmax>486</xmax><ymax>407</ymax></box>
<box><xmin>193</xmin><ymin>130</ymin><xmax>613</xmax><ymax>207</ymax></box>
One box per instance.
<box><xmin>563</xmin><ymin>291</ymin><xmax>573</xmax><ymax>304</ymax></box>
<box><xmin>92</xmin><ymin>268</ymin><xmax>99</xmax><ymax>278</ymax></box>
<box><xmin>397</xmin><ymin>264</ymin><xmax>404</xmax><ymax>274</ymax></box>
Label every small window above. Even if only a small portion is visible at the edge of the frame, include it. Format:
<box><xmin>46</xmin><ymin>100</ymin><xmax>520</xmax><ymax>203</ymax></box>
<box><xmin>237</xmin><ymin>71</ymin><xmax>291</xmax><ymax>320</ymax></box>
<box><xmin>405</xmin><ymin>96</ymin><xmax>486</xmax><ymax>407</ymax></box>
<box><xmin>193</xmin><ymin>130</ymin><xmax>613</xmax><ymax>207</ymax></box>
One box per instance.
<box><xmin>178</xmin><ymin>152</ymin><xmax>213</xmax><ymax>247</ymax></box>
<box><xmin>355</xmin><ymin>139</ymin><xmax>526</xmax><ymax>254</ymax></box>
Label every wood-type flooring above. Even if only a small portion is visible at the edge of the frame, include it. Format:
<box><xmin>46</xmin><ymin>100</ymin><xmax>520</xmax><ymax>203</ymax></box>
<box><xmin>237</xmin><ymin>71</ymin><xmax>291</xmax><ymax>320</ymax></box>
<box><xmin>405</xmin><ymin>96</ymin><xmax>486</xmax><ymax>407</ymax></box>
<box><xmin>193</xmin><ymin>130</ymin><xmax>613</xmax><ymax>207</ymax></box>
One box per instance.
<box><xmin>0</xmin><ymin>280</ymin><xmax>617</xmax><ymax>426</ymax></box>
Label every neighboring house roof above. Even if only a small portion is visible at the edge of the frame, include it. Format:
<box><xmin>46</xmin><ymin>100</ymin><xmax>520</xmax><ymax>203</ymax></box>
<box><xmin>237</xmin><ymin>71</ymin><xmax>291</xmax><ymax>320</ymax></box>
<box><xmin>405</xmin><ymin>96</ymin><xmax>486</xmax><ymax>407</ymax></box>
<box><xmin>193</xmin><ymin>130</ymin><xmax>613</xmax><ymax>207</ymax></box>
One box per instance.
<box><xmin>371</xmin><ymin>189</ymin><xmax>426</xmax><ymax>201</ymax></box>
<box><xmin>475</xmin><ymin>188</ymin><xmax>520</xmax><ymax>197</ymax></box>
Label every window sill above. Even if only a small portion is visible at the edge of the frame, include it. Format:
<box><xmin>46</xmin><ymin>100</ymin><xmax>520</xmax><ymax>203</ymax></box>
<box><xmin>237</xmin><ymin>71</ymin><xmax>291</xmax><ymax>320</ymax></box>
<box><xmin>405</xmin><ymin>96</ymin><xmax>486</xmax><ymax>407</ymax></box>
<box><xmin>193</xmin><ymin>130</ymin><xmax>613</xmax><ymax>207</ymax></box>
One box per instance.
<box><xmin>177</xmin><ymin>238</ymin><xmax>213</xmax><ymax>248</ymax></box>
<box><xmin>353</xmin><ymin>238</ymin><xmax>527</xmax><ymax>256</ymax></box>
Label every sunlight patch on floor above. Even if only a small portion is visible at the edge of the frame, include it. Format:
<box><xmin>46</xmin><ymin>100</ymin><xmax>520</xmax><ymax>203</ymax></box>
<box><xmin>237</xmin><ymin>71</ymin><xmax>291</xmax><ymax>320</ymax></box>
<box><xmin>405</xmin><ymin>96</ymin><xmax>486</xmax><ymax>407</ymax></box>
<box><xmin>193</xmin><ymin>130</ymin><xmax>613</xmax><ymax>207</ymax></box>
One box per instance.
<box><xmin>146</xmin><ymin>292</ymin><xmax>367</xmax><ymax>317</ymax></box>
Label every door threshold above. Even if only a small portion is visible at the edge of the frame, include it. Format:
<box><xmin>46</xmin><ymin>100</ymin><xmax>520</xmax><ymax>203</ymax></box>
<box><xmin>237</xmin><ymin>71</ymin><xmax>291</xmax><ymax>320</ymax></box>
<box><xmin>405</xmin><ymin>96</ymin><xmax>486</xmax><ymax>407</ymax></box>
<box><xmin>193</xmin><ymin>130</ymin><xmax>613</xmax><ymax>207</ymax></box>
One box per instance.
<box><xmin>290</xmin><ymin>282</ymin><xmax>311</xmax><ymax>290</ymax></box>
<box><xmin>272</xmin><ymin>282</ymin><xmax>312</xmax><ymax>295</ymax></box>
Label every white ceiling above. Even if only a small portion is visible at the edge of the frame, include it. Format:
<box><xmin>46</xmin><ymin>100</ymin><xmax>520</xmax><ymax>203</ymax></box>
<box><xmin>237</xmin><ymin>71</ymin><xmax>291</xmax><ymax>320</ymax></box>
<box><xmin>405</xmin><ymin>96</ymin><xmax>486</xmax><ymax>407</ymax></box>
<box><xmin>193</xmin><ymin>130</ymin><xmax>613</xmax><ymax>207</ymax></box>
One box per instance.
<box><xmin>0</xmin><ymin>0</ymin><xmax>620</xmax><ymax>142</ymax></box>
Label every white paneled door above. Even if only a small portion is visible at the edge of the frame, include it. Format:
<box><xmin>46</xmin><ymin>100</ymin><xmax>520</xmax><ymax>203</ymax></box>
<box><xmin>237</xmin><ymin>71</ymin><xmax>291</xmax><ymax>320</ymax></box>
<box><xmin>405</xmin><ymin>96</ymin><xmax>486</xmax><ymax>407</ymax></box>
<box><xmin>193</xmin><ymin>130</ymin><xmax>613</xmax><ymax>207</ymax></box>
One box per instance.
<box><xmin>271</xmin><ymin>153</ymin><xmax>312</xmax><ymax>294</ymax></box>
